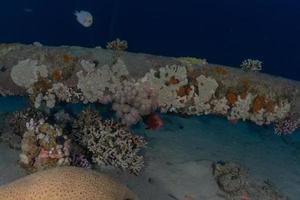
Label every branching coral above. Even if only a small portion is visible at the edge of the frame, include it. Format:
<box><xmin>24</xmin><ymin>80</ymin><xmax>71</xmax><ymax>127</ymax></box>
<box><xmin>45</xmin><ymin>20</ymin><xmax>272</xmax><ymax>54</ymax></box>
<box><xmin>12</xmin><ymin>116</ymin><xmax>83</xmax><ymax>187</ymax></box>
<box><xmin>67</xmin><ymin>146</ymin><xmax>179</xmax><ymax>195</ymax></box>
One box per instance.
<box><xmin>274</xmin><ymin>114</ymin><xmax>299</xmax><ymax>135</ymax></box>
<box><xmin>240</xmin><ymin>59</ymin><xmax>262</xmax><ymax>72</ymax></box>
<box><xmin>73</xmin><ymin>109</ymin><xmax>146</xmax><ymax>175</ymax></box>
<box><xmin>106</xmin><ymin>38</ymin><xmax>128</xmax><ymax>51</ymax></box>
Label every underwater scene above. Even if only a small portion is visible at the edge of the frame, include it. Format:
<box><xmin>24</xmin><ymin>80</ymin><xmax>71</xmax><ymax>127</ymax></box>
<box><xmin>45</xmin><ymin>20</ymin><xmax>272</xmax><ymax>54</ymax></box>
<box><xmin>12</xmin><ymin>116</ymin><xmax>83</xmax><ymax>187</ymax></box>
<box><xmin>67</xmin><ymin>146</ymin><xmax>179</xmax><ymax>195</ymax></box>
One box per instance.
<box><xmin>0</xmin><ymin>1</ymin><xmax>300</xmax><ymax>200</ymax></box>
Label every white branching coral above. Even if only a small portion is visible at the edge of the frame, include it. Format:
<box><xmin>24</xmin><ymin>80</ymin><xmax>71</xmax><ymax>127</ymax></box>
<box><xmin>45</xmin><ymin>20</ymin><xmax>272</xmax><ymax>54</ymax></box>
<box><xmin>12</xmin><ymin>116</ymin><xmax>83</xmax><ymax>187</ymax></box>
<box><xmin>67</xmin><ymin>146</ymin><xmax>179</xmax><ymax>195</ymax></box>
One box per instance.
<box><xmin>34</xmin><ymin>92</ymin><xmax>56</xmax><ymax>109</ymax></box>
<box><xmin>77</xmin><ymin>58</ymin><xmax>129</xmax><ymax>104</ymax></box>
<box><xmin>143</xmin><ymin>65</ymin><xmax>189</xmax><ymax>112</ymax></box>
<box><xmin>50</xmin><ymin>83</ymin><xmax>73</xmax><ymax>102</ymax></box>
<box><xmin>211</xmin><ymin>97</ymin><xmax>230</xmax><ymax>115</ymax></box>
<box><xmin>74</xmin><ymin>110</ymin><xmax>146</xmax><ymax>175</ymax></box>
<box><xmin>112</xmin><ymin>80</ymin><xmax>158</xmax><ymax>126</ymax></box>
<box><xmin>10</xmin><ymin>59</ymin><xmax>48</xmax><ymax>88</ymax></box>
<box><xmin>240</xmin><ymin>59</ymin><xmax>262</xmax><ymax>72</ymax></box>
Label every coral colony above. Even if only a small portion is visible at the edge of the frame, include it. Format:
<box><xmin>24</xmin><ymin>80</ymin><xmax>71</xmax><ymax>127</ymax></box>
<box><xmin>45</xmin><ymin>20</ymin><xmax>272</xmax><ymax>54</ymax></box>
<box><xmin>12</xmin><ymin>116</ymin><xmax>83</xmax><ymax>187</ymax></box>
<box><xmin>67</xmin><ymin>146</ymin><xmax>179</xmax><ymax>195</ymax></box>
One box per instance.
<box><xmin>240</xmin><ymin>59</ymin><xmax>263</xmax><ymax>72</ymax></box>
<box><xmin>0</xmin><ymin>40</ymin><xmax>298</xmax><ymax>199</ymax></box>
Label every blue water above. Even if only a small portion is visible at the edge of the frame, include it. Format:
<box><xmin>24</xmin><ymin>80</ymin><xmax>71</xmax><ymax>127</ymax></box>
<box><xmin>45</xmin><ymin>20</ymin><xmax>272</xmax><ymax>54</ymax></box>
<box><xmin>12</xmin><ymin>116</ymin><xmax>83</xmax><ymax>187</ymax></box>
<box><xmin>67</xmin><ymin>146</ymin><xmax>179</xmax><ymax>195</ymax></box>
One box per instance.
<box><xmin>0</xmin><ymin>96</ymin><xmax>27</xmax><ymax>113</ymax></box>
<box><xmin>0</xmin><ymin>0</ymin><xmax>300</xmax><ymax>80</ymax></box>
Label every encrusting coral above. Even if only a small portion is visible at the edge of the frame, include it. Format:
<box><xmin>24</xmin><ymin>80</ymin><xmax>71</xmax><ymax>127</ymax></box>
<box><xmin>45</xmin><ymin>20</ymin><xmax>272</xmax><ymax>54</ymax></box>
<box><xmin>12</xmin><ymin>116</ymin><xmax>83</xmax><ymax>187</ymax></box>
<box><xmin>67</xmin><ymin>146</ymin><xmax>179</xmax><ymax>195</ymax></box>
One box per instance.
<box><xmin>143</xmin><ymin>64</ymin><xmax>190</xmax><ymax>112</ymax></box>
<box><xmin>0</xmin><ymin>166</ymin><xmax>138</xmax><ymax>200</ymax></box>
<box><xmin>10</xmin><ymin>59</ymin><xmax>48</xmax><ymax>88</ymax></box>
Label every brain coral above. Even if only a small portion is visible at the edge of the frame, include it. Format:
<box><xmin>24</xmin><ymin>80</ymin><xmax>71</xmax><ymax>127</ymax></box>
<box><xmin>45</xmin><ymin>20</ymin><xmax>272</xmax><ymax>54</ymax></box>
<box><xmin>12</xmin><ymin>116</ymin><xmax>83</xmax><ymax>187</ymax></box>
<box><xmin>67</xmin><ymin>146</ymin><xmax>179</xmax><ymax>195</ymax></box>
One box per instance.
<box><xmin>0</xmin><ymin>166</ymin><xmax>138</xmax><ymax>200</ymax></box>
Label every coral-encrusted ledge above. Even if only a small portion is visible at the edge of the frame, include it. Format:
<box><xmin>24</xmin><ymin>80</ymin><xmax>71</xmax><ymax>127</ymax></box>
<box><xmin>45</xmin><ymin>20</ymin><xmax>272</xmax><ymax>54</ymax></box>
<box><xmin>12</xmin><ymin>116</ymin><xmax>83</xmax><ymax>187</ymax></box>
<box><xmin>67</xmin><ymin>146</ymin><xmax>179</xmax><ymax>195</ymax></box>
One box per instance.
<box><xmin>0</xmin><ymin>43</ymin><xmax>299</xmax><ymax>134</ymax></box>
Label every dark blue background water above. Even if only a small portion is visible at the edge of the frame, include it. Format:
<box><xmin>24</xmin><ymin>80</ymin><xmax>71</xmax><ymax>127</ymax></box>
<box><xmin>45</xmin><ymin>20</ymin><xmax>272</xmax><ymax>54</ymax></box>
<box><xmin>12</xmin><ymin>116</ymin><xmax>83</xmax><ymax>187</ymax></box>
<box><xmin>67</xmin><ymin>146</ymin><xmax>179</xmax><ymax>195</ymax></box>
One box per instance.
<box><xmin>0</xmin><ymin>0</ymin><xmax>299</xmax><ymax>80</ymax></box>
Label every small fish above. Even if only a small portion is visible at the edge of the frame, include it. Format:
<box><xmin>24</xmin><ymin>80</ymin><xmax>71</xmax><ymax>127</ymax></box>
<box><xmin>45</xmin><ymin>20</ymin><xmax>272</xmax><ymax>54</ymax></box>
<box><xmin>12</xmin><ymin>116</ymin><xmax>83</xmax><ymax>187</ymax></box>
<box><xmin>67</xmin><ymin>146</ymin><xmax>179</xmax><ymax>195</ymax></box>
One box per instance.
<box><xmin>144</xmin><ymin>113</ymin><xmax>163</xmax><ymax>130</ymax></box>
<box><xmin>74</xmin><ymin>10</ymin><xmax>93</xmax><ymax>27</ymax></box>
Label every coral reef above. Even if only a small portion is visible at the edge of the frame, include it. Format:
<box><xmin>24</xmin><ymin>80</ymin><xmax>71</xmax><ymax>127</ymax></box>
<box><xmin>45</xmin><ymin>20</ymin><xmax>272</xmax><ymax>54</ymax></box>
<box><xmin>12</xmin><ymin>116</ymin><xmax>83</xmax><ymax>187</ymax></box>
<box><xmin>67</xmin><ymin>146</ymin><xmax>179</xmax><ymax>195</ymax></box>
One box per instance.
<box><xmin>19</xmin><ymin>118</ymin><xmax>71</xmax><ymax>173</ymax></box>
<box><xmin>1</xmin><ymin>43</ymin><xmax>298</xmax><ymax>133</ymax></box>
<box><xmin>7</xmin><ymin>108</ymin><xmax>45</xmax><ymax>137</ymax></box>
<box><xmin>0</xmin><ymin>166</ymin><xmax>138</xmax><ymax>200</ymax></box>
<box><xmin>72</xmin><ymin>109</ymin><xmax>146</xmax><ymax>175</ymax></box>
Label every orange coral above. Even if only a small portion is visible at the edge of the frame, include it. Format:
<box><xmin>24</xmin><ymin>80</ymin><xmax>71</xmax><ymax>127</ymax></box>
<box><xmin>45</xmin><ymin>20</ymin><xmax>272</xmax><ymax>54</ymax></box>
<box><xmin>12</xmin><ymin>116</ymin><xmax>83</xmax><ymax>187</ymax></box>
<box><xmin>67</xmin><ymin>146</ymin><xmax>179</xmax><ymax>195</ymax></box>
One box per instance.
<box><xmin>265</xmin><ymin>100</ymin><xmax>274</xmax><ymax>112</ymax></box>
<box><xmin>166</xmin><ymin>76</ymin><xmax>180</xmax><ymax>85</ymax></box>
<box><xmin>33</xmin><ymin>75</ymin><xmax>52</xmax><ymax>94</ymax></box>
<box><xmin>176</xmin><ymin>85</ymin><xmax>192</xmax><ymax>97</ymax></box>
<box><xmin>213</xmin><ymin>67</ymin><xmax>228</xmax><ymax>75</ymax></box>
<box><xmin>226</xmin><ymin>92</ymin><xmax>237</xmax><ymax>106</ymax></box>
<box><xmin>63</xmin><ymin>54</ymin><xmax>71</xmax><ymax>63</ymax></box>
<box><xmin>241</xmin><ymin>79</ymin><xmax>250</xmax><ymax>91</ymax></box>
<box><xmin>51</xmin><ymin>69</ymin><xmax>62</xmax><ymax>81</ymax></box>
<box><xmin>239</xmin><ymin>79</ymin><xmax>250</xmax><ymax>100</ymax></box>
<box><xmin>240</xmin><ymin>91</ymin><xmax>248</xmax><ymax>100</ymax></box>
<box><xmin>252</xmin><ymin>95</ymin><xmax>266</xmax><ymax>113</ymax></box>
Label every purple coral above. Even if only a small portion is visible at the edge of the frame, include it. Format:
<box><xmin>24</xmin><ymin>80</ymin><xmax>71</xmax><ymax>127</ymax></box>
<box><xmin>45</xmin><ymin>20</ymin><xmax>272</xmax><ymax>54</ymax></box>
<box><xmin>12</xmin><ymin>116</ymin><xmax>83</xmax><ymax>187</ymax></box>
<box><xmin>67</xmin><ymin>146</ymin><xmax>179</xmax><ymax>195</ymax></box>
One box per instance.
<box><xmin>71</xmin><ymin>153</ymin><xmax>92</xmax><ymax>169</ymax></box>
<box><xmin>274</xmin><ymin>115</ymin><xmax>298</xmax><ymax>135</ymax></box>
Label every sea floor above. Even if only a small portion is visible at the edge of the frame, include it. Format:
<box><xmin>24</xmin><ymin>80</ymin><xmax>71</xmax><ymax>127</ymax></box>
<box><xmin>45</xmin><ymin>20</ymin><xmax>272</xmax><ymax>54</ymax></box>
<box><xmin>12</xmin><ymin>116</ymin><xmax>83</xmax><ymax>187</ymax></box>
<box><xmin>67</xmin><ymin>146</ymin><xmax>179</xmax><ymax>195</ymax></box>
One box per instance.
<box><xmin>0</xmin><ymin>106</ymin><xmax>300</xmax><ymax>199</ymax></box>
